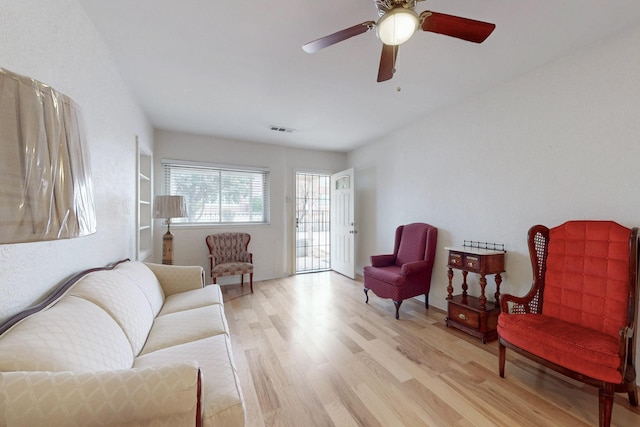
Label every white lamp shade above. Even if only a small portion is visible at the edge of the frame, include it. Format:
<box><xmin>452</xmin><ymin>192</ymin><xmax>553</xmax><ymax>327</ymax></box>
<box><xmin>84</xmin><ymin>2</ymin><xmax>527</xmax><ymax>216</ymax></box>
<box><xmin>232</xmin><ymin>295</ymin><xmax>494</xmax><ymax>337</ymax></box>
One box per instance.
<box><xmin>376</xmin><ymin>8</ymin><xmax>419</xmax><ymax>46</ymax></box>
<box><xmin>154</xmin><ymin>195</ymin><xmax>188</xmax><ymax>219</ymax></box>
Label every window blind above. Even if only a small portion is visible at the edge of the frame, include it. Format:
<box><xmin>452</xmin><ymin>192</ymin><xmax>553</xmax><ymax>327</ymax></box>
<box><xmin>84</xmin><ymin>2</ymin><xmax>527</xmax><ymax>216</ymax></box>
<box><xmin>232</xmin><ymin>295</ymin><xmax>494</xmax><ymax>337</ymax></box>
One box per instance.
<box><xmin>162</xmin><ymin>160</ymin><xmax>270</xmax><ymax>225</ymax></box>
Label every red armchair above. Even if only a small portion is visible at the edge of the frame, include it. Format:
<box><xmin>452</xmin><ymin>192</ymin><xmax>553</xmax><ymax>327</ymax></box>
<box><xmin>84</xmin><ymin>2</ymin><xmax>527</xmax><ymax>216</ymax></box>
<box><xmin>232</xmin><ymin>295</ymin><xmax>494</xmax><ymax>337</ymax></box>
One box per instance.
<box><xmin>497</xmin><ymin>221</ymin><xmax>639</xmax><ymax>427</ymax></box>
<box><xmin>363</xmin><ymin>223</ymin><xmax>438</xmax><ymax>319</ymax></box>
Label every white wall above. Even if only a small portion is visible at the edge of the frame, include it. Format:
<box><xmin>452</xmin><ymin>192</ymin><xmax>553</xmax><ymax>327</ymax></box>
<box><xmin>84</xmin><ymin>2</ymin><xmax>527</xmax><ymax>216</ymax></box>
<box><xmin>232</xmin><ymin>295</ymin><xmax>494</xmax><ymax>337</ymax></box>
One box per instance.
<box><xmin>2</xmin><ymin>0</ymin><xmax>637</xmax><ymax>376</ymax></box>
<box><xmin>0</xmin><ymin>0</ymin><xmax>153</xmax><ymax>320</ymax></box>
<box><xmin>153</xmin><ymin>129</ymin><xmax>347</xmax><ymax>283</ymax></box>
<box><xmin>349</xmin><ymin>24</ymin><xmax>640</xmax><ymax>373</ymax></box>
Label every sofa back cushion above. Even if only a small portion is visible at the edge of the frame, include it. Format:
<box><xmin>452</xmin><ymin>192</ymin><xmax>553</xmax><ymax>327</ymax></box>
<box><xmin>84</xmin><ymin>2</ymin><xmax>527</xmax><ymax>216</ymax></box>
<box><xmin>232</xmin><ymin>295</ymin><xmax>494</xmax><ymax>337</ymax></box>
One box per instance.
<box><xmin>69</xmin><ymin>269</ymin><xmax>155</xmax><ymax>356</ymax></box>
<box><xmin>0</xmin><ymin>296</ymin><xmax>133</xmax><ymax>371</ymax></box>
<box><xmin>395</xmin><ymin>223</ymin><xmax>430</xmax><ymax>267</ymax></box>
<box><xmin>542</xmin><ymin>221</ymin><xmax>631</xmax><ymax>337</ymax></box>
<box><xmin>115</xmin><ymin>261</ymin><xmax>165</xmax><ymax>316</ymax></box>
<box><xmin>206</xmin><ymin>233</ymin><xmax>251</xmax><ymax>264</ymax></box>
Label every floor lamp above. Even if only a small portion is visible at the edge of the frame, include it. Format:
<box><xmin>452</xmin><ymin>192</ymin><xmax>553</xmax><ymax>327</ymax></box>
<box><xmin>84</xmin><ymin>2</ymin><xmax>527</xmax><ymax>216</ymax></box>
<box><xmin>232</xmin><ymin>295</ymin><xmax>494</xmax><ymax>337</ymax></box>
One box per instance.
<box><xmin>154</xmin><ymin>195</ymin><xmax>187</xmax><ymax>265</ymax></box>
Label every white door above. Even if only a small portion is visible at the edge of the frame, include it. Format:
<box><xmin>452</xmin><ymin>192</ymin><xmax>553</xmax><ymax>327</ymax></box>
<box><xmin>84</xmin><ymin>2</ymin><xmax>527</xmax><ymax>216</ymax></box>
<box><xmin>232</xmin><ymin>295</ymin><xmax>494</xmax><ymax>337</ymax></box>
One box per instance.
<box><xmin>331</xmin><ymin>168</ymin><xmax>356</xmax><ymax>279</ymax></box>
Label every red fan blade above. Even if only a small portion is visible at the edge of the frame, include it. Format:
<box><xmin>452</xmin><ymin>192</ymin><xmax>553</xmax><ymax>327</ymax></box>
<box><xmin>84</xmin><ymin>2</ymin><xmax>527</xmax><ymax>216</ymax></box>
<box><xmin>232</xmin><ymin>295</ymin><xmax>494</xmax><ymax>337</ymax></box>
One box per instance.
<box><xmin>303</xmin><ymin>21</ymin><xmax>376</xmax><ymax>53</ymax></box>
<box><xmin>420</xmin><ymin>11</ymin><xmax>495</xmax><ymax>43</ymax></box>
<box><xmin>377</xmin><ymin>44</ymin><xmax>398</xmax><ymax>82</ymax></box>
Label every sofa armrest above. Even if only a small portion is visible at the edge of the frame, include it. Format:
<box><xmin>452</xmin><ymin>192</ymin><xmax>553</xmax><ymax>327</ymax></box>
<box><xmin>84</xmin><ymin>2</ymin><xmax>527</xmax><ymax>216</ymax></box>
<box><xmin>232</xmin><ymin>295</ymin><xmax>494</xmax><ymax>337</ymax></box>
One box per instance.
<box><xmin>2</xmin><ymin>363</ymin><xmax>201</xmax><ymax>427</ymax></box>
<box><xmin>399</xmin><ymin>260</ymin><xmax>430</xmax><ymax>277</ymax></box>
<box><xmin>499</xmin><ymin>287</ymin><xmax>542</xmax><ymax>314</ymax></box>
<box><xmin>371</xmin><ymin>254</ymin><xmax>395</xmax><ymax>267</ymax></box>
<box><xmin>145</xmin><ymin>262</ymin><xmax>205</xmax><ymax>296</ymax></box>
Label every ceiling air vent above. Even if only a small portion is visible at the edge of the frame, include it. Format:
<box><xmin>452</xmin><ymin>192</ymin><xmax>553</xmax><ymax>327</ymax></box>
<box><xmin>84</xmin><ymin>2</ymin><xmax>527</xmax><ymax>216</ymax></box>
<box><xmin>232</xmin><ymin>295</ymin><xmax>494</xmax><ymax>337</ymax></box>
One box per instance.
<box><xmin>269</xmin><ymin>125</ymin><xmax>295</xmax><ymax>133</ymax></box>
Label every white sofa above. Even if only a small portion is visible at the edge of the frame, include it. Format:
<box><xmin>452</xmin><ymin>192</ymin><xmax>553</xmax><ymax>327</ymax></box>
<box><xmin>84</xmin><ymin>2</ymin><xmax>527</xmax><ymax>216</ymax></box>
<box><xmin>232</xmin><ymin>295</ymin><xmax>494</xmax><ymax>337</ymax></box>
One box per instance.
<box><xmin>0</xmin><ymin>260</ymin><xmax>245</xmax><ymax>427</ymax></box>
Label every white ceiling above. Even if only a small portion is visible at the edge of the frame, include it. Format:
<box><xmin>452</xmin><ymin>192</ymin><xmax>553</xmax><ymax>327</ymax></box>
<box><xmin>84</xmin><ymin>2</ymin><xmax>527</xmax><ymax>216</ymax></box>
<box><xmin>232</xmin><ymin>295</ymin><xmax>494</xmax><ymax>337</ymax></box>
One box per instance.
<box><xmin>79</xmin><ymin>0</ymin><xmax>640</xmax><ymax>152</ymax></box>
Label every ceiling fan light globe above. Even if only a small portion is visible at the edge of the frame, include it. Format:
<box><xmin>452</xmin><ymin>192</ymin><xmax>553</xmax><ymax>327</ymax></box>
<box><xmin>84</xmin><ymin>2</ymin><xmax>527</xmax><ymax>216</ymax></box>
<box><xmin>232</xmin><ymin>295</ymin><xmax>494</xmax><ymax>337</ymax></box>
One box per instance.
<box><xmin>376</xmin><ymin>8</ymin><xmax>419</xmax><ymax>46</ymax></box>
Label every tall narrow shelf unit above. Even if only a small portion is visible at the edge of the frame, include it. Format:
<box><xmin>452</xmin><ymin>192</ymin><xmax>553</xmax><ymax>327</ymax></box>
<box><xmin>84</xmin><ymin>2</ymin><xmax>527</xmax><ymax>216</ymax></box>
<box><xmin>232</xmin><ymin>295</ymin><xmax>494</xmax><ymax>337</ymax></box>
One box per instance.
<box><xmin>136</xmin><ymin>137</ymin><xmax>153</xmax><ymax>261</ymax></box>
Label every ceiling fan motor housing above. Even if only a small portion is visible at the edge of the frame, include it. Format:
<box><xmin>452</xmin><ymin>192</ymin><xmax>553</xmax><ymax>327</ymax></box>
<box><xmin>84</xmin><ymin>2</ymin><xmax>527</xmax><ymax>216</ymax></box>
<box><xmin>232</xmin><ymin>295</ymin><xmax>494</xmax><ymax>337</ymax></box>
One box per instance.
<box><xmin>376</xmin><ymin>7</ymin><xmax>419</xmax><ymax>46</ymax></box>
<box><xmin>374</xmin><ymin>0</ymin><xmax>418</xmax><ymax>16</ymax></box>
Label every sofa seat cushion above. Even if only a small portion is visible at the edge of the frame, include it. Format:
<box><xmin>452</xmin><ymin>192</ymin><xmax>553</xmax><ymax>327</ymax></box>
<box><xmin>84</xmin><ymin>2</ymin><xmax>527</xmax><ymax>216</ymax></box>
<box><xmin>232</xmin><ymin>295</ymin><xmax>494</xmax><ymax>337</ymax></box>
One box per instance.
<box><xmin>135</xmin><ymin>335</ymin><xmax>245</xmax><ymax>427</ymax></box>
<box><xmin>498</xmin><ymin>313</ymin><xmax>622</xmax><ymax>383</ymax></box>
<box><xmin>2</xmin><ymin>363</ymin><xmax>200</xmax><ymax>427</ymax></box>
<box><xmin>69</xmin><ymin>270</ymin><xmax>154</xmax><ymax>356</ymax></box>
<box><xmin>159</xmin><ymin>285</ymin><xmax>223</xmax><ymax>316</ymax></box>
<box><xmin>140</xmin><ymin>305</ymin><xmax>229</xmax><ymax>356</ymax></box>
<box><xmin>0</xmin><ymin>296</ymin><xmax>133</xmax><ymax>371</ymax></box>
<box><xmin>211</xmin><ymin>262</ymin><xmax>253</xmax><ymax>278</ymax></box>
<box><xmin>362</xmin><ymin>265</ymin><xmax>405</xmax><ymax>286</ymax></box>
<box><xmin>115</xmin><ymin>261</ymin><xmax>165</xmax><ymax>316</ymax></box>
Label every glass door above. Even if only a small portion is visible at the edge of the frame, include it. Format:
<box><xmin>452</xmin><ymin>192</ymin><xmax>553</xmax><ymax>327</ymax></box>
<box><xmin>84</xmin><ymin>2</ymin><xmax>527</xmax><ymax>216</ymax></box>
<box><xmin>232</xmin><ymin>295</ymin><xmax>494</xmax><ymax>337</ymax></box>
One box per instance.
<box><xmin>295</xmin><ymin>172</ymin><xmax>330</xmax><ymax>273</ymax></box>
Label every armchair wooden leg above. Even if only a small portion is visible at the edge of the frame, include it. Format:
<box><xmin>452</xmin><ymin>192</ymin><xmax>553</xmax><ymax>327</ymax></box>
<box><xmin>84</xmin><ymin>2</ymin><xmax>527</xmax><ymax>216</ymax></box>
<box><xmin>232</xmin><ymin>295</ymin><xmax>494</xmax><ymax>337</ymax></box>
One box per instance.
<box><xmin>629</xmin><ymin>384</ymin><xmax>639</xmax><ymax>406</ymax></box>
<box><xmin>250</xmin><ymin>272</ymin><xmax>253</xmax><ymax>293</ymax></box>
<box><xmin>499</xmin><ymin>342</ymin><xmax>506</xmax><ymax>378</ymax></box>
<box><xmin>241</xmin><ymin>274</ymin><xmax>244</xmax><ymax>287</ymax></box>
<box><xmin>213</xmin><ymin>277</ymin><xmax>217</xmax><ymax>284</ymax></box>
<box><xmin>424</xmin><ymin>293</ymin><xmax>429</xmax><ymax>309</ymax></box>
<box><xmin>393</xmin><ymin>300</ymin><xmax>402</xmax><ymax>320</ymax></box>
<box><xmin>599</xmin><ymin>385</ymin><xmax>615</xmax><ymax>427</ymax></box>
<box><xmin>364</xmin><ymin>288</ymin><xmax>369</xmax><ymax>304</ymax></box>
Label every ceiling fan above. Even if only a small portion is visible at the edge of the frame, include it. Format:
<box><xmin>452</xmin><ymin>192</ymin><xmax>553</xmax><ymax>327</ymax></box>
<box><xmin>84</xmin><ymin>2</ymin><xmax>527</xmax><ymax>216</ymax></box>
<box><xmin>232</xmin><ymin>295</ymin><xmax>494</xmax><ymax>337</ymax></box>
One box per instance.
<box><xmin>302</xmin><ymin>0</ymin><xmax>496</xmax><ymax>82</ymax></box>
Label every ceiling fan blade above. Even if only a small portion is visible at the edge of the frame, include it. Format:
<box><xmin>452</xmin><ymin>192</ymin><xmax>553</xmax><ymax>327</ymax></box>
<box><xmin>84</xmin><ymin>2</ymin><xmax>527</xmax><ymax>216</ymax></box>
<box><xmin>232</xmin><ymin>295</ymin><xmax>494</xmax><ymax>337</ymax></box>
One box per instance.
<box><xmin>377</xmin><ymin>44</ymin><xmax>397</xmax><ymax>82</ymax></box>
<box><xmin>303</xmin><ymin>21</ymin><xmax>376</xmax><ymax>53</ymax></box>
<box><xmin>420</xmin><ymin>11</ymin><xmax>495</xmax><ymax>43</ymax></box>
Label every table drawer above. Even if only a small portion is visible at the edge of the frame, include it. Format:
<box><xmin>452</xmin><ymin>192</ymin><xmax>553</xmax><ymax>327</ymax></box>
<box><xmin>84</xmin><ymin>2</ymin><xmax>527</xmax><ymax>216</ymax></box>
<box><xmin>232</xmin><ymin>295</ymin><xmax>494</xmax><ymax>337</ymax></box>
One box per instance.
<box><xmin>448</xmin><ymin>304</ymin><xmax>480</xmax><ymax>329</ymax></box>
<box><xmin>448</xmin><ymin>252</ymin><xmax>463</xmax><ymax>267</ymax></box>
<box><xmin>464</xmin><ymin>255</ymin><xmax>481</xmax><ymax>271</ymax></box>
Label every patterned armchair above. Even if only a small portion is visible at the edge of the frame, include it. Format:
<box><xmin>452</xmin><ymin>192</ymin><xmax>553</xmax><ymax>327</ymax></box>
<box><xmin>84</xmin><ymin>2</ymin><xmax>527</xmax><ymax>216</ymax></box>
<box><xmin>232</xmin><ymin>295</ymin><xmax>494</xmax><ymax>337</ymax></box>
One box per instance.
<box><xmin>205</xmin><ymin>233</ymin><xmax>254</xmax><ymax>293</ymax></box>
<box><xmin>497</xmin><ymin>221</ymin><xmax>639</xmax><ymax>427</ymax></box>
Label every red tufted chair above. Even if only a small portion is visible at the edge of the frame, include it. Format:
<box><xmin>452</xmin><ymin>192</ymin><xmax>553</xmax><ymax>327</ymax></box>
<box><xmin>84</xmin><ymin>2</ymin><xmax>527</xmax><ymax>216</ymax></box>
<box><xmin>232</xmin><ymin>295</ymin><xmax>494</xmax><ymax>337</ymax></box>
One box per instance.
<box><xmin>363</xmin><ymin>223</ymin><xmax>438</xmax><ymax>319</ymax></box>
<box><xmin>498</xmin><ymin>221</ymin><xmax>639</xmax><ymax>427</ymax></box>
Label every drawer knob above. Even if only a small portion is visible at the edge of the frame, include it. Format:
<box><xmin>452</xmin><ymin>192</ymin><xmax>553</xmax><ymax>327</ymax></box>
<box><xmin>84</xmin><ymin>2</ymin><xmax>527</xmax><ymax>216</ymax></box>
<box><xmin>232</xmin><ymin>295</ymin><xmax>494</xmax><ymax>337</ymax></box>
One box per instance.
<box><xmin>458</xmin><ymin>313</ymin><xmax>467</xmax><ymax>320</ymax></box>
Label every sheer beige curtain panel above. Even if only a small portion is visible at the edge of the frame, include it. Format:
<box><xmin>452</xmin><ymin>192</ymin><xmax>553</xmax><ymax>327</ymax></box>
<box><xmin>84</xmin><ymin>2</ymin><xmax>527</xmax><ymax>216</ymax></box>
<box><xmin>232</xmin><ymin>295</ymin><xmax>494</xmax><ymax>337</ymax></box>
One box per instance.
<box><xmin>0</xmin><ymin>68</ymin><xmax>96</xmax><ymax>244</ymax></box>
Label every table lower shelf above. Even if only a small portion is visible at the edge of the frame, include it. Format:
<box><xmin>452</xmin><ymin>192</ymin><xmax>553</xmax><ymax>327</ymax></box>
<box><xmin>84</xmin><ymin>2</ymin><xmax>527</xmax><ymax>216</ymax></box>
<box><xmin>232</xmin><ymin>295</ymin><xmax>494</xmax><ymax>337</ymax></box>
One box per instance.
<box><xmin>445</xmin><ymin>294</ymin><xmax>500</xmax><ymax>343</ymax></box>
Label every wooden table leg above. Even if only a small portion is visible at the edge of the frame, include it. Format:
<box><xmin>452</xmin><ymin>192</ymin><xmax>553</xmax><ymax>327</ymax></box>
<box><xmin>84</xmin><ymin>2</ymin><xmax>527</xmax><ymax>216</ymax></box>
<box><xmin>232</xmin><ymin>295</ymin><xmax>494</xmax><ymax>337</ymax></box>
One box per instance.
<box><xmin>494</xmin><ymin>272</ymin><xmax>502</xmax><ymax>306</ymax></box>
<box><xmin>447</xmin><ymin>268</ymin><xmax>454</xmax><ymax>299</ymax></box>
<box><xmin>461</xmin><ymin>271</ymin><xmax>469</xmax><ymax>304</ymax></box>
<box><xmin>479</xmin><ymin>274</ymin><xmax>487</xmax><ymax>309</ymax></box>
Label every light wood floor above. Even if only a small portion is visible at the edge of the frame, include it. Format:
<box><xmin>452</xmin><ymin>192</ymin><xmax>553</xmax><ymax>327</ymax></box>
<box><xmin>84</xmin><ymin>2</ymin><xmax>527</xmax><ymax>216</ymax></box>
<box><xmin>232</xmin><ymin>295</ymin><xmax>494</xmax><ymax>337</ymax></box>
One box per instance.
<box><xmin>220</xmin><ymin>272</ymin><xmax>640</xmax><ymax>427</ymax></box>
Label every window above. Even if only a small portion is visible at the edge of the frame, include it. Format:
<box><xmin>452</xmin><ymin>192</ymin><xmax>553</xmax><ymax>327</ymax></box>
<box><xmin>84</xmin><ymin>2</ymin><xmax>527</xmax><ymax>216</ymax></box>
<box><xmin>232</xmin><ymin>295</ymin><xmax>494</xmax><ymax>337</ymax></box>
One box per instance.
<box><xmin>162</xmin><ymin>160</ymin><xmax>270</xmax><ymax>225</ymax></box>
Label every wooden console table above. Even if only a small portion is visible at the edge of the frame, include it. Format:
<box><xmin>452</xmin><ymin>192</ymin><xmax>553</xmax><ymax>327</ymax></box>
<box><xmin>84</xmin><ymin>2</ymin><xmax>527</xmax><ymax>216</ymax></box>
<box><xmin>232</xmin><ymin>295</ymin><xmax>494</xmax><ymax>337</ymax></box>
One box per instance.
<box><xmin>445</xmin><ymin>246</ymin><xmax>505</xmax><ymax>343</ymax></box>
